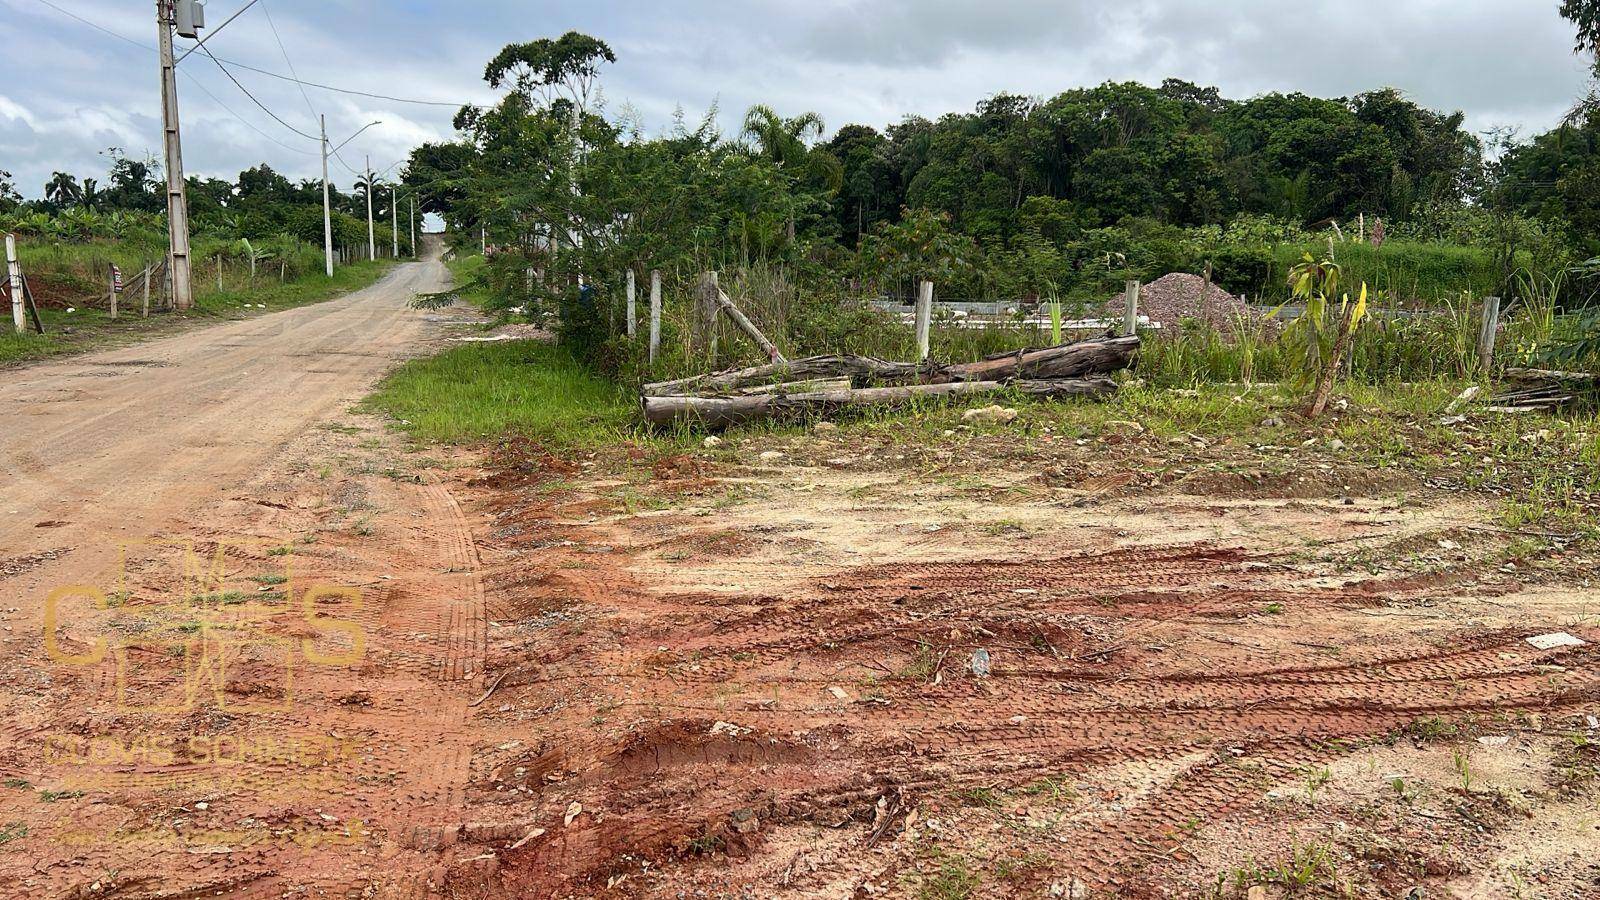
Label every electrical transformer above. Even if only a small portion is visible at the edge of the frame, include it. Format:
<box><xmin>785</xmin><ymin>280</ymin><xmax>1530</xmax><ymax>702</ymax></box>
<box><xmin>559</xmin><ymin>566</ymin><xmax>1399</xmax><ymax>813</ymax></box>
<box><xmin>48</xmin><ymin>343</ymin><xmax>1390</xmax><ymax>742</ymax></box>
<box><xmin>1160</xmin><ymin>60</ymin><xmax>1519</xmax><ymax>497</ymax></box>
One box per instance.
<box><xmin>174</xmin><ymin>0</ymin><xmax>206</xmax><ymax>39</ymax></box>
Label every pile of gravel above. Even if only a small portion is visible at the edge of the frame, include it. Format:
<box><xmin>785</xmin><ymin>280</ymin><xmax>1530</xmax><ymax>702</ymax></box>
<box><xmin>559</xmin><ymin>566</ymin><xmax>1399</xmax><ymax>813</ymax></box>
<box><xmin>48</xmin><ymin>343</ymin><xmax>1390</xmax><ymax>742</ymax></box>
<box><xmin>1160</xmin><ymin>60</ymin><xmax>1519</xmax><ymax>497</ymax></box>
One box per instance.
<box><xmin>1108</xmin><ymin>273</ymin><xmax>1269</xmax><ymax>336</ymax></box>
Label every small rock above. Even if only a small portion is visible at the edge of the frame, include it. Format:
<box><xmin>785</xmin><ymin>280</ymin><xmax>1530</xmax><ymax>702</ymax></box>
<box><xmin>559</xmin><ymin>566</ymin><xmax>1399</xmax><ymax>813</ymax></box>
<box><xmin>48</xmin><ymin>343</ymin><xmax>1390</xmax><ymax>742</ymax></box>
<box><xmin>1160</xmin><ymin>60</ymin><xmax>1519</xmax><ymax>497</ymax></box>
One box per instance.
<box><xmin>962</xmin><ymin>405</ymin><xmax>1018</xmax><ymax>426</ymax></box>
<box><xmin>730</xmin><ymin>808</ymin><xmax>760</xmax><ymax>835</ymax></box>
<box><xmin>969</xmin><ymin>649</ymin><xmax>992</xmax><ymax>678</ymax></box>
<box><xmin>702</xmin><ymin>436</ymin><xmax>723</xmax><ymax>449</ymax></box>
<box><xmin>758</xmin><ymin>450</ymin><xmax>784</xmax><ymax>462</ymax></box>
<box><xmin>563</xmin><ymin>801</ymin><xmax>583</xmax><ymax>827</ymax></box>
<box><xmin>1329</xmin><ymin>438</ymin><xmax>1346</xmax><ymax>451</ymax></box>
<box><xmin>827</xmin><ymin>686</ymin><xmax>851</xmax><ymax>702</ymax></box>
<box><xmin>813</xmin><ymin>422</ymin><xmax>838</xmax><ymax>434</ymax></box>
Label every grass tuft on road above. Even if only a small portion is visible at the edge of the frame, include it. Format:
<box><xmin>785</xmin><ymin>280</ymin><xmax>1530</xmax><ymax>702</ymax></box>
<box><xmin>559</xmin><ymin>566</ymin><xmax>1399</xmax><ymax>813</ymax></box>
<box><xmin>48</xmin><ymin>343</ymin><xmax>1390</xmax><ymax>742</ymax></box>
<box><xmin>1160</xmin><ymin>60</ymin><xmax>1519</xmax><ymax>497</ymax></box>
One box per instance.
<box><xmin>363</xmin><ymin>339</ymin><xmax>638</xmax><ymax>447</ymax></box>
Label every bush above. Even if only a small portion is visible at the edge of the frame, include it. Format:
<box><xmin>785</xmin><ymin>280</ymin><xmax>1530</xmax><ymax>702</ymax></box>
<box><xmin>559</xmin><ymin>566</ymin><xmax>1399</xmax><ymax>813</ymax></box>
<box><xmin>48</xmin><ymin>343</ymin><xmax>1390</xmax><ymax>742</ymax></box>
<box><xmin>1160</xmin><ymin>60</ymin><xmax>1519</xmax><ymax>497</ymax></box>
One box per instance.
<box><xmin>1207</xmin><ymin>246</ymin><xmax>1271</xmax><ymax>297</ymax></box>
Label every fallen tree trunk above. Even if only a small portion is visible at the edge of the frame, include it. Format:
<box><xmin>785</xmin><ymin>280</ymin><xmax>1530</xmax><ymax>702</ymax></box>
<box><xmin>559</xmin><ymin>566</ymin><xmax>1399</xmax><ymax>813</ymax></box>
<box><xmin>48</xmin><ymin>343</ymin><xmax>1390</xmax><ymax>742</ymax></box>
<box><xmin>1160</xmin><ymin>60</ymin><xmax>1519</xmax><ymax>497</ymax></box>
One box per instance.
<box><xmin>643</xmin><ymin>377</ymin><xmax>1118</xmax><ymax>430</ymax></box>
<box><xmin>735</xmin><ymin>377</ymin><xmax>852</xmax><ymax>396</ymax></box>
<box><xmin>715</xmin><ymin>290</ymin><xmax>785</xmax><ymax>364</ymax></box>
<box><xmin>938</xmin><ymin>335</ymin><xmax>1140</xmax><ymax>383</ymax></box>
<box><xmin>1503</xmin><ymin>367</ymin><xmax>1600</xmax><ymax>387</ymax></box>
<box><xmin>643</xmin><ymin>334</ymin><xmax>1139</xmax><ymax>397</ymax></box>
<box><xmin>644</xmin><ymin>355</ymin><xmax>924</xmax><ymax>397</ymax></box>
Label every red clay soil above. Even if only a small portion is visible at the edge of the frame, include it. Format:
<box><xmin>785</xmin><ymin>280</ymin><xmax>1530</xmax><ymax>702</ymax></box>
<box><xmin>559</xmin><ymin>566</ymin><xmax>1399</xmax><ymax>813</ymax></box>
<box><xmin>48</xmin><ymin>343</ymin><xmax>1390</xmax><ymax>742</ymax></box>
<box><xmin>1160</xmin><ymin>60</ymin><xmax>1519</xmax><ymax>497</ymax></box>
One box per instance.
<box><xmin>450</xmin><ymin>504</ymin><xmax>1600</xmax><ymax>898</ymax></box>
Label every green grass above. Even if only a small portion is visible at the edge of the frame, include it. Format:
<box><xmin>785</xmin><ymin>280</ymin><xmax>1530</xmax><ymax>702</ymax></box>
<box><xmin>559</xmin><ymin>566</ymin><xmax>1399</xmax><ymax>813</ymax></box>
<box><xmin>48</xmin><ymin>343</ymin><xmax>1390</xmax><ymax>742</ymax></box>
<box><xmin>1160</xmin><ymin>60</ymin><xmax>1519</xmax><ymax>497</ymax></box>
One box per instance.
<box><xmin>1270</xmin><ymin>240</ymin><xmax>1507</xmax><ymax>302</ymax></box>
<box><xmin>0</xmin><ymin>257</ymin><xmax>394</xmax><ymax>366</ymax></box>
<box><xmin>363</xmin><ymin>338</ymin><xmax>640</xmax><ymax>447</ymax></box>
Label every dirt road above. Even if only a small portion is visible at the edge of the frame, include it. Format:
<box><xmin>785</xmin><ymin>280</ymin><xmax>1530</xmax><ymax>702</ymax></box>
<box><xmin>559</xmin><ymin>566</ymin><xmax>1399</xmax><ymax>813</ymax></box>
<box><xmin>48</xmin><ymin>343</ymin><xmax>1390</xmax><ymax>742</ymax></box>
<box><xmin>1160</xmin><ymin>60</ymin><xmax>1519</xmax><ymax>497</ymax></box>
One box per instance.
<box><xmin>0</xmin><ymin>252</ymin><xmax>499</xmax><ymax>898</ymax></box>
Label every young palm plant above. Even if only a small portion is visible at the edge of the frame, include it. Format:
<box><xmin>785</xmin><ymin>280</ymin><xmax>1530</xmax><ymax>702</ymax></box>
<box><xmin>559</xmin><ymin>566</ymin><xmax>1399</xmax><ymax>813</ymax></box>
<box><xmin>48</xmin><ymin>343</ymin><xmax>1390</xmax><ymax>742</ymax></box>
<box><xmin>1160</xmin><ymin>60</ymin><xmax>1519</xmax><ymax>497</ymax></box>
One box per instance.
<box><xmin>1277</xmin><ymin>253</ymin><xmax>1369</xmax><ymax>418</ymax></box>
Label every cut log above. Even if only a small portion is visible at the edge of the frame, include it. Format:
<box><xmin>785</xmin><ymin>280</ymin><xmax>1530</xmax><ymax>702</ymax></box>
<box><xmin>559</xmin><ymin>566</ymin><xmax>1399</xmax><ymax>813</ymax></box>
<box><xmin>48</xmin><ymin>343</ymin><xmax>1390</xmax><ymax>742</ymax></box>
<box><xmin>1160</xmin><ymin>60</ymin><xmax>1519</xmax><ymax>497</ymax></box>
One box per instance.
<box><xmin>644</xmin><ymin>355</ymin><xmax>924</xmax><ymax>397</ymax></box>
<box><xmin>716</xmin><ymin>290</ymin><xmax>786</xmax><ymax>364</ymax></box>
<box><xmin>939</xmin><ymin>335</ymin><xmax>1140</xmax><ymax>383</ymax></box>
<box><xmin>1503</xmin><ymin>368</ymin><xmax>1600</xmax><ymax>387</ymax></box>
<box><xmin>643</xmin><ymin>334</ymin><xmax>1139</xmax><ymax>397</ymax></box>
<box><xmin>643</xmin><ymin>377</ymin><xmax>1118</xmax><ymax>431</ymax></box>
<box><xmin>734</xmin><ymin>377</ymin><xmax>852</xmax><ymax>396</ymax></box>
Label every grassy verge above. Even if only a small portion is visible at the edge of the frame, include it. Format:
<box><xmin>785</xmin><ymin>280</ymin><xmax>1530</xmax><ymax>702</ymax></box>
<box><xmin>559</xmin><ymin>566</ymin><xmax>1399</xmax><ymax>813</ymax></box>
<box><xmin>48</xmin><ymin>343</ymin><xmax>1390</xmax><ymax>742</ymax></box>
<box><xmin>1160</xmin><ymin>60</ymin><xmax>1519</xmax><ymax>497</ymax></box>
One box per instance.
<box><xmin>363</xmin><ymin>338</ymin><xmax>639</xmax><ymax>448</ymax></box>
<box><xmin>0</xmin><ymin>259</ymin><xmax>395</xmax><ymax>366</ymax></box>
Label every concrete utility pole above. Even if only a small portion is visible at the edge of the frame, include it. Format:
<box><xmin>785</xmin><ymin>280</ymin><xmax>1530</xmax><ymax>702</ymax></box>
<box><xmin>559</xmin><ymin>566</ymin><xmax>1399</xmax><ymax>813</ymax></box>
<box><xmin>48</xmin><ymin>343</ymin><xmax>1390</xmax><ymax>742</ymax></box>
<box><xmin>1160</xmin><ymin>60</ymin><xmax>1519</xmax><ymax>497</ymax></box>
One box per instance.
<box><xmin>7</xmin><ymin>234</ymin><xmax>23</xmax><ymax>334</ymax></box>
<box><xmin>157</xmin><ymin>0</ymin><xmax>195</xmax><ymax>310</ymax></box>
<box><xmin>409</xmin><ymin>196</ymin><xmax>416</xmax><ymax>257</ymax></box>
<box><xmin>365</xmin><ymin>155</ymin><xmax>376</xmax><ymax>261</ymax></box>
<box><xmin>391</xmin><ymin>188</ymin><xmax>399</xmax><ymax>259</ymax></box>
<box><xmin>320</xmin><ymin>115</ymin><xmax>334</xmax><ymax>276</ymax></box>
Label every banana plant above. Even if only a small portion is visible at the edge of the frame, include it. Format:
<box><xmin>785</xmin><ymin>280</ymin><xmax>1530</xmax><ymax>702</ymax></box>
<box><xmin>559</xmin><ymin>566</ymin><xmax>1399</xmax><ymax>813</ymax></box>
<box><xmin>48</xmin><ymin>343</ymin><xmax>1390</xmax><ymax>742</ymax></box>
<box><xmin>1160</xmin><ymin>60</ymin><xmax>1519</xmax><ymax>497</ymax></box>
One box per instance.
<box><xmin>236</xmin><ymin>238</ymin><xmax>275</xmax><ymax>280</ymax></box>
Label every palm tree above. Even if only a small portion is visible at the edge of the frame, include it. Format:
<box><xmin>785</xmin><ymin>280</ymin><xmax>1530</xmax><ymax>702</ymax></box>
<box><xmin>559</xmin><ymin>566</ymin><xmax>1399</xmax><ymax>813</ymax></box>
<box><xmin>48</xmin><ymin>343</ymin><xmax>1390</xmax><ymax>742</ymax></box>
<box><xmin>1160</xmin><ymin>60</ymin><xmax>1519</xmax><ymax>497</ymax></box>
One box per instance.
<box><xmin>44</xmin><ymin>171</ymin><xmax>82</xmax><ymax>208</ymax></box>
<box><xmin>741</xmin><ymin>105</ymin><xmax>843</xmax><ymax>242</ymax></box>
<box><xmin>742</xmin><ymin>105</ymin><xmax>825</xmax><ymax>168</ymax></box>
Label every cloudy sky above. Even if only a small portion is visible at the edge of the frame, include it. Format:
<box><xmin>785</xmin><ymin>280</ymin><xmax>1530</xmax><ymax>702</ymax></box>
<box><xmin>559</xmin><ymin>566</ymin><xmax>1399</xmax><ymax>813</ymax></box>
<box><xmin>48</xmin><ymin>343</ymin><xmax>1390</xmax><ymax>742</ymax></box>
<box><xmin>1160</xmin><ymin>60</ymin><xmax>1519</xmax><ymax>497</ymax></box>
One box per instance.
<box><xmin>0</xmin><ymin>0</ymin><xmax>1593</xmax><ymax>199</ymax></box>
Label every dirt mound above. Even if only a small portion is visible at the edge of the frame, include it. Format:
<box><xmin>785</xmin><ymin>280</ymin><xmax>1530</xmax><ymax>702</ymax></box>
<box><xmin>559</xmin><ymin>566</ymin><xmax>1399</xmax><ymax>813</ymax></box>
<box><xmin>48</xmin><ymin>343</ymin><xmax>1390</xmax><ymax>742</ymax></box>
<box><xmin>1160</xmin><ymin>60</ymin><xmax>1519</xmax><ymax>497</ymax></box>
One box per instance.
<box><xmin>1111</xmin><ymin>272</ymin><xmax>1267</xmax><ymax>336</ymax></box>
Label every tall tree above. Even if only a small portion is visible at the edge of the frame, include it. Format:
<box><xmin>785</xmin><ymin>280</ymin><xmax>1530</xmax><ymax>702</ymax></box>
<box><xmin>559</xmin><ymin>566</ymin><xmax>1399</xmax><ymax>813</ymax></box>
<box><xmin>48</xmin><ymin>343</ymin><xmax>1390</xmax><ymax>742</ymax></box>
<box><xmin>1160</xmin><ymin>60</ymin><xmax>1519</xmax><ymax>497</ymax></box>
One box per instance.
<box><xmin>1563</xmin><ymin>0</ymin><xmax>1600</xmax><ymax>70</ymax></box>
<box><xmin>44</xmin><ymin>172</ymin><xmax>83</xmax><ymax>208</ymax></box>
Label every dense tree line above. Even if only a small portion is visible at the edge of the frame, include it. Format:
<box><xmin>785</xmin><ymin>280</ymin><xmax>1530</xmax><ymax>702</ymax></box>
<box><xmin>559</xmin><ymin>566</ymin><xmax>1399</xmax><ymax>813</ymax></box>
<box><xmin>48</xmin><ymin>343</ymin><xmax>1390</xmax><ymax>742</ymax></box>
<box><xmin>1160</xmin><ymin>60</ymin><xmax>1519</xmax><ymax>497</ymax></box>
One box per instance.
<box><xmin>1</xmin><ymin>150</ymin><xmax>403</xmax><ymax>255</ymax></box>
<box><xmin>394</xmin><ymin>24</ymin><xmax>1599</xmax><ymax>338</ymax></box>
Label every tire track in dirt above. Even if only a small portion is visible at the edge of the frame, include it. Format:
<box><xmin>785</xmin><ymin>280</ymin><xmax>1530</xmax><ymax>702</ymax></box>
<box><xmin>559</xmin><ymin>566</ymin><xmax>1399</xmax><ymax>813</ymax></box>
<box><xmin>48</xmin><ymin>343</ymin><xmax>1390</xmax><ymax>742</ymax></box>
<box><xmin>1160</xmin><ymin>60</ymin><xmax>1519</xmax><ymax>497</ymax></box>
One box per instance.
<box><xmin>461</xmin><ymin>509</ymin><xmax>1600</xmax><ymax>897</ymax></box>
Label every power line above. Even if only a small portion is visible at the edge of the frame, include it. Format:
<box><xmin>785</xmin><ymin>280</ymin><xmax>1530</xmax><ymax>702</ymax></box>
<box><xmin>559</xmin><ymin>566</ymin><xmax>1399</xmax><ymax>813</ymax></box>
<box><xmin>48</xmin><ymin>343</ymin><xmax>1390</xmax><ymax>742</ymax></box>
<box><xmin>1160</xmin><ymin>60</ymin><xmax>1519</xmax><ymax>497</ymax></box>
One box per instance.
<box><xmin>35</xmin><ymin>0</ymin><xmax>485</xmax><ymax>110</ymax></box>
<box><xmin>210</xmin><ymin>54</ymin><xmax>482</xmax><ymax>109</ymax></box>
<box><xmin>31</xmin><ymin>0</ymin><xmax>317</xmax><ymax>157</ymax></box>
<box><xmin>260</xmin><ymin>0</ymin><xmax>319</xmax><ymax>126</ymax></box>
<box><xmin>198</xmin><ymin>41</ymin><xmax>320</xmax><ymax>142</ymax></box>
<box><xmin>179</xmin><ymin>71</ymin><xmax>320</xmax><ymax>157</ymax></box>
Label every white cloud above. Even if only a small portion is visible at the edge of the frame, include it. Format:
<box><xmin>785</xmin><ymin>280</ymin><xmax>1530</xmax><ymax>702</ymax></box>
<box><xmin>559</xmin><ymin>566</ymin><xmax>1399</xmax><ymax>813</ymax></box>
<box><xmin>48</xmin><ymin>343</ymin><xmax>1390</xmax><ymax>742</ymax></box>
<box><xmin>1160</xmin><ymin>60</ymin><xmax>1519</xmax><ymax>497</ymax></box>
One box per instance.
<box><xmin>0</xmin><ymin>0</ymin><xmax>1591</xmax><ymax>197</ymax></box>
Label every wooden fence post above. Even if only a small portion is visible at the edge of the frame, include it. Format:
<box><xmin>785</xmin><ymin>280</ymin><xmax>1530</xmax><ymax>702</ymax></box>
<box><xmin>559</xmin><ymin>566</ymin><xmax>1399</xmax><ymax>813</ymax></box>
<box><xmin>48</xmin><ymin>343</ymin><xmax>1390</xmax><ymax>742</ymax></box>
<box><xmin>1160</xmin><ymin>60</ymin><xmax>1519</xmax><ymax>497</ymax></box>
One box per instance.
<box><xmin>626</xmin><ymin>268</ymin><xmax>637</xmax><ymax>338</ymax></box>
<box><xmin>915</xmin><ymin>280</ymin><xmax>934</xmax><ymax>361</ymax></box>
<box><xmin>216</xmin><ymin>255</ymin><xmax>223</xmax><ymax>292</ymax></box>
<box><xmin>694</xmin><ymin>272</ymin><xmax>721</xmax><ymax>361</ymax></box>
<box><xmin>1479</xmin><ymin>296</ymin><xmax>1502</xmax><ymax>373</ymax></box>
<box><xmin>142</xmin><ymin>265</ymin><xmax>151</xmax><ymax>317</ymax></box>
<box><xmin>649</xmin><ymin>270</ymin><xmax>662</xmax><ymax>366</ymax></box>
<box><xmin>1123</xmin><ymin>280</ymin><xmax>1141</xmax><ymax>337</ymax></box>
<box><xmin>108</xmin><ymin>265</ymin><xmax>118</xmax><ymax>319</ymax></box>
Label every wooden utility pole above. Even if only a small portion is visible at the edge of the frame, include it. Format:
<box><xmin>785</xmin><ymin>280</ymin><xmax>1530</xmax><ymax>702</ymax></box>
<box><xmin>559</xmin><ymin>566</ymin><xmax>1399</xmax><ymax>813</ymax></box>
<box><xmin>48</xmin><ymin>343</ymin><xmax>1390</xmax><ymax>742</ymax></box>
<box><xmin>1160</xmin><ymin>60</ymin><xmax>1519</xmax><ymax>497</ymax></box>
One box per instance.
<box><xmin>915</xmin><ymin>280</ymin><xmax>934</xmax><ymax>361</ymax></box>
<box><xmin>1122</xmin><ymin>280</ymin><xmax>1141</xmax><ymax>337</ymax></box>
<box><xmin>649</xmin><ymin>270</ymin><xmax>662</xmax><ymax>365</ymax></box>
<box><xmin>156</xmin><ymin>0</ymin><xmax>194</xmax><ymax>310</ymax></box>
<box><xmin>625</xmin><ymin>268</ymin><xmax>637</xmax><ymax>338</ymax></box>
<box><xmin>6</xmin><ymin>234</ymin><xmax>22</xmax><ymax>333</ymax></box>
<box><xmin>142</xmin><ymin>264</ymin><xmax>152</xmax><ymax>317</ymax></box>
